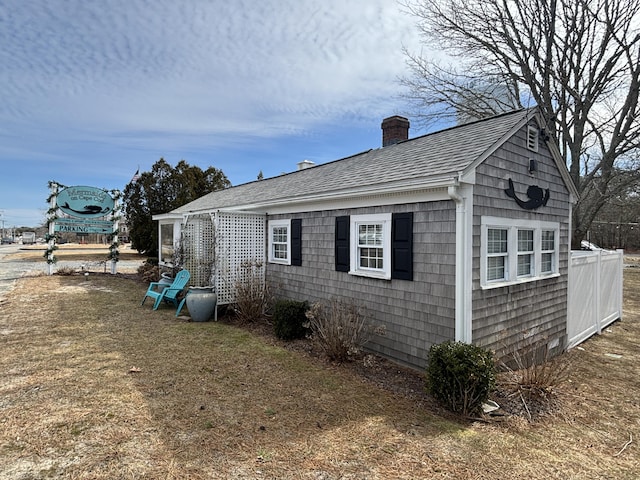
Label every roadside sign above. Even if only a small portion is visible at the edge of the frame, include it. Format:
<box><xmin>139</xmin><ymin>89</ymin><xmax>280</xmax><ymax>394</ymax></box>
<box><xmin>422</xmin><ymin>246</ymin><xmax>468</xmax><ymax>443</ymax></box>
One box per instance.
<box><xmin>56</xmin><ymin>186</ymin><xmax>115</xmax><ymax>218</ymax></box>
<box><xmin>54</xmin><ymin>220</ymin><xmax>114</xmax><ymax>234</ymax></box>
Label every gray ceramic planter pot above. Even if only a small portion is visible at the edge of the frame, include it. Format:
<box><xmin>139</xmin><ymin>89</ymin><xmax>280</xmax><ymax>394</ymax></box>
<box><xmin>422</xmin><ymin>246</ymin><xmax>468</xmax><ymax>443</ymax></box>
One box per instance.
<box><xmin>185</xmin><ymin>286</ymin><xmax>217</xmax><ymax>322</ymax></box>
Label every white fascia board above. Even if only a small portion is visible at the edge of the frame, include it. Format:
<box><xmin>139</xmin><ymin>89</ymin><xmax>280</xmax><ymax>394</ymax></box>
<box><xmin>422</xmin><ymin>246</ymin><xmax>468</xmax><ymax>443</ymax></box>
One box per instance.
<box><xmin>175</xmin><ymin>207</ymin><xmax>268</xmax><ymax>217</ymax></box>
<box><xmin>152</xmin><ymin>213</ymin><xmax>183</xmax><ymax>221</ymax></box>
<box><xmin>264</xmin><ymin>187</ymin><xmax>452</xmax><ymax>215</ymax></box>
<box><xmin>462</xmin><ymin>109</ymin><xmax>535</xmax><ymax>178</ymax></box>
<box><xmin>160</xmin><ymin>175</ymin><xmax>461</xmax><ymax>217</ymax></box>
<box><xmin>247</xmin><ymin>176</ymin><xmax>459</xmax><ymax>215</ymax></box>
<box><xmin>534</xmin><ymin>111</ymin><xmax>579</xmax><ymax>201</ymax></box>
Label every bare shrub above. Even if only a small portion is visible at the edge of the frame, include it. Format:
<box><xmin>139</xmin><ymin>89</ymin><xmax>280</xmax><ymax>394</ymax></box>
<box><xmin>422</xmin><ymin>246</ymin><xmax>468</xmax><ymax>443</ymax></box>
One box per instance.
<box><xmin>137</xmin><ymin>261</ymin><xmax>159</xmax><ymax>283</ymax></box>
<box><xmin>233</xmin><ymin>259</ymin><xmax>272</xmax><ymax>324</ymax></box>
<box><xmin>305</xmin><ymin>298</ymin><xmax>379</xmax><ymax>362</ymax></box>
<box><xmin>498</xmin><ymin>340</ymin><xmax>572</xmax><ymax>417</ymax></box>
<box><xmin>55</xmin><ymin>266</ymin><xmax>76</xmax><ymax>276</ymax></box>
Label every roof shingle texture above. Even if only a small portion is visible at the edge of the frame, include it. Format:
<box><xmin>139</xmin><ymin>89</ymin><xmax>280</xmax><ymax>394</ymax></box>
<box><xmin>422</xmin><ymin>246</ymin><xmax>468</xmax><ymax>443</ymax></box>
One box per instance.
<box><xmin>173</xmin><ymin>109</ymin><xmax>529</xmax><ymax>213</ymax></box>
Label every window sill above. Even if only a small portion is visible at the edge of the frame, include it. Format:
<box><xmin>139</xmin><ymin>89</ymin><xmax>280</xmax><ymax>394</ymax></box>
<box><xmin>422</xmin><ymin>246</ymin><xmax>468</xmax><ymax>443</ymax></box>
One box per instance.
<box><xmin>349</xmin><ymin>270</ymin><xmax>391</xmax><ymax>281</ymax></box>
<box><xmin>481</xmin><ymin>272</ymin><xmax>560</xmax><ymax>290</ymax></box>
<box><xmin>268</xmin><ymin>259</ymin><xmax>291</xmax><ymax>266</ymax></box>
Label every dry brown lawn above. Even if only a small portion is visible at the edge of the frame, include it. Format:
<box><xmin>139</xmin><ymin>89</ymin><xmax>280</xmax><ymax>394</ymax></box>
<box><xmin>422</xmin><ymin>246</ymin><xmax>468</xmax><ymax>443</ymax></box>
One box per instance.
<box><xmin>0</xmin><ymin>252</ymin><xmax>638</xmax><ymax>479</ymax></box>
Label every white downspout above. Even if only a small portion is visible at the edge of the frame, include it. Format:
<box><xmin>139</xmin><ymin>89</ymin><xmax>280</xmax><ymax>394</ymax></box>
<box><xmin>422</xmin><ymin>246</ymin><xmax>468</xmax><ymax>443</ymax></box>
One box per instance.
<box><xmin>448</xmin><ymin>182</ymin><xmax>473</xmax><ymax>343</ymax></box>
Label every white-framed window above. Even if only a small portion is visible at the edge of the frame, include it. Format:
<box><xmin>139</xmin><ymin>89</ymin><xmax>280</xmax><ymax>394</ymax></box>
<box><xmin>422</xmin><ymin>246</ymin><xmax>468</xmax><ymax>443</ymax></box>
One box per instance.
<box><xmin>481</xmin><ymin>217</ymin><xmax>560</xmax><ymax>288</ymax></box>
<box><xmin>487</xmin><ymin>228</ymin><xmax>508</xmax><ymax>281</ymax></box>
<box><xmin>268</xmin><ymin>219</ymin><xmax>291</xmax><ymax>265</ymax></box>
<box><xmin>517</xmin><ymin>229</ymin><xmax>534</xmax><ymax>277</ymax></box>
<box><xmin>350</xmin><ymin>213</ymin><xmax>392</xmax><ymax>280</ymax></box>
<box><xmin>541</xmin><ymin>230</ymin><xmax>556</xmax><ymax>274</ymax></box>
<box><xmin>160</xmin><ymin>223</ymin><xmax>175</xmax><ymax>265</ymax></box>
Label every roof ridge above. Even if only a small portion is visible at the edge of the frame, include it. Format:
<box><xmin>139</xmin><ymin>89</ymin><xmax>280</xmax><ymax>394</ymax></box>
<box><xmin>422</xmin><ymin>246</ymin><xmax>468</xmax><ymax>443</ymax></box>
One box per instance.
<box><xmin>401</xmin><ymin>108</ymin><xmax>531</xmax><ymax>145</ymax></box>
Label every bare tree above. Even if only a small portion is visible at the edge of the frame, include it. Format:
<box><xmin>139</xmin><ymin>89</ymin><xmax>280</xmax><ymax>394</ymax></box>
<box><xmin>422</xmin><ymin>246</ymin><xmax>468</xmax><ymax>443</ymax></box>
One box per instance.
<box><xmin>401</xmin><ymin>0</ymin><xmax>640</xmax><ymax>247</ymax></box>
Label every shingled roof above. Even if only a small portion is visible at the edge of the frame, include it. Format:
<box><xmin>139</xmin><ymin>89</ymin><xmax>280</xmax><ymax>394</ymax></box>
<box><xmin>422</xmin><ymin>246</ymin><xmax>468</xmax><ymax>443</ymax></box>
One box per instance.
<box><xmin>166</xmin><ymin>108</ymin><xmax>551</xmax><ymax>215</ymax></box>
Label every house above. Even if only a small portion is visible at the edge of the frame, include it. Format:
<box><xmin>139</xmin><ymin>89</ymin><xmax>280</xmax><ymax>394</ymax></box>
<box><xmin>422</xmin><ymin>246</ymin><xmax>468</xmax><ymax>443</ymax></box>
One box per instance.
<box><xmin>154</xmin><ymin>108</ymin><xmax>578</xmax><ymax>369</ymax></box>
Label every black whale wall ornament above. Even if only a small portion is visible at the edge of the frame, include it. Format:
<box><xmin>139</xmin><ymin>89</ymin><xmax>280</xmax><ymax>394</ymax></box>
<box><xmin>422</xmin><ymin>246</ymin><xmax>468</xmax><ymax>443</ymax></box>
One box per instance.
<box><xmin>504</xmin><ymin>178</ymin><xmax>550</xmax><ymax>210</ymax></box>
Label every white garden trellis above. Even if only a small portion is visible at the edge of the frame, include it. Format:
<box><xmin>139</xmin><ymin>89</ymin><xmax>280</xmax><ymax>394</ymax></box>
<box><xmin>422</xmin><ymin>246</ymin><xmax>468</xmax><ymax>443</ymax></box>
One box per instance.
<box><xmin>181</xmin><ymin>211</ymin><xmax>265</xmax><ymax>306</ymax></box>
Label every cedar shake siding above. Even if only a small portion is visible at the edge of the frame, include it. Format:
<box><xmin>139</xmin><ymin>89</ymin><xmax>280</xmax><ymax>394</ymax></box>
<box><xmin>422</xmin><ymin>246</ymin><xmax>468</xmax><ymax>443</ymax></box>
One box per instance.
<box><xmin>155</xmin><ymin>108</ymin><xmax>578</xmax><ymax>371</ymax></box>
<box><xmin>267</xmin><ymin>201</ymin><xmax>457</xmax><ymax>369</ymax></box>
<box><xmin>471</xmin><ymin>123</ymin><xmax>572</xmax><ymax>358</ymax></box>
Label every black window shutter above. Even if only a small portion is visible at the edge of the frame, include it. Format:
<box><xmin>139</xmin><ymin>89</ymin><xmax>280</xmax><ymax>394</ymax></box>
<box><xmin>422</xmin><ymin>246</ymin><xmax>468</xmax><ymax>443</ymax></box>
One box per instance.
<box><xmin>335</xmin><ymin>216</ymin><xmax>350</xmax><ymax>272</ymax></box>
<box><xmin>391</xmin><ymin>212</ymin><xmax>413</xmax><ymax>280</ymax></box>
<box><xmin>291</xmin><ymin>218</ymin><xmax>302</xmax><ymax>266</ymax></box>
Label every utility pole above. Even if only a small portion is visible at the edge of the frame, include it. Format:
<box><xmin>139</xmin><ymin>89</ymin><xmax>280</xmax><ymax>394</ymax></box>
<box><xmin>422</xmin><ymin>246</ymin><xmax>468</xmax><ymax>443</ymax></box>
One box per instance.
<box><xmin>0</xmin><ymin>210</ymin><xmax>4</xmax><ymax>238</ymax></box>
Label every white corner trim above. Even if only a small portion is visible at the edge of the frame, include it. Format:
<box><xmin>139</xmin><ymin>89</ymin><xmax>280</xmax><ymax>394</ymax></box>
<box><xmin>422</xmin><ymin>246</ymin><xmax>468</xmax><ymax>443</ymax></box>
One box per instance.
<box><xmin>449</xmin><ymin>184</ymin><xmax>474</xmax><ymax>344</ymax></box>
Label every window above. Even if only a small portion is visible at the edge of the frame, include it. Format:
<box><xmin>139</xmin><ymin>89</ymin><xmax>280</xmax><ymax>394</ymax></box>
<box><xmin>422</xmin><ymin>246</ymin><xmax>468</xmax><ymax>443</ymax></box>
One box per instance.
<box><xmin>350</xmin><ymin>213</ymin><xmax>392</xmax><ymax>279</ymax></box>
<box><xmin>527</xmin><ymin>125</ymin><xmax>539</xmax><ymax>152</ymax></box>
<box><xmin>268</xmin><ymin>219</ymin><xmax>291</xmax><ymax>265</ymax></box>
<box><xmin>517</xmin><ymin>229</ymin><xmax>534</xmax><ymax>277</ymax></box>
<box><xmin>541</xmin><ymin>230</ymin><xmax>555</xmax><ymax>273</ymax></box>
<box><xmin>358</xmin><ymin>224</ymin><xmax>384</xmax><ymax>269</ymax></box>
<box><xmin>160</xmin><ymin>223</ymin><xmax>175</xmax><ymax>264</ymax></box>
<box><xmin>336</xmin><ymin>213</ymin><xmax>413</xmax><ymax>280</ymax></box>
<box><xmin>481</xmin><ymin>217</ymin><xmax>559</xmax><ymax>288</ymax></box>
<box><xmin>487</xmin><ymin>228</ymin><xmax>508</xmax><ymax>281</ymax></box>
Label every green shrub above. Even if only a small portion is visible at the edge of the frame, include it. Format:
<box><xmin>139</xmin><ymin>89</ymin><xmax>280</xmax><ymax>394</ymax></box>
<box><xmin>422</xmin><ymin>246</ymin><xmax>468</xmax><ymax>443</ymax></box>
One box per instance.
<box><xmin>273</xmin><ymin>299</ymin><xmax>309</xmax><ymax>340</ymax></box>
<box><xmin>426</xmin><ymin>341</ymin><xmax>496</xmax><ymax>416</ymax></box>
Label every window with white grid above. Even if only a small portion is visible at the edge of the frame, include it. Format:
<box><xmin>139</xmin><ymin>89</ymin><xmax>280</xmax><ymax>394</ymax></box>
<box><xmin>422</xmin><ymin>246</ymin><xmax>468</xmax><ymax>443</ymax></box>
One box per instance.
<box><xmin>517</xmin><ymin>229</ymin><xmax>534</xmax><ymax>277</ymax></box>
<box><xmin>350</xmin><ymin>213</ymin><xmax>391</xmax><ymax>279</ymax></box>
<box><xmin>268</xmin><ymin>219</ymin><xmax>291</xmax><ymax>265</ymax></box>
<box><xmin>481</xmin><ymin>217</ymin><xmax>560</xmax><ymax>288</ymax></box>
<box><xmin>487</xmin><ymin>228</ymin><xmax>508</xmax><ymax>281</ymax></box>
<box><xmin>541</xmin><ymin>230</ymin><xmax>555</xmax><ymax>274</ymax></box>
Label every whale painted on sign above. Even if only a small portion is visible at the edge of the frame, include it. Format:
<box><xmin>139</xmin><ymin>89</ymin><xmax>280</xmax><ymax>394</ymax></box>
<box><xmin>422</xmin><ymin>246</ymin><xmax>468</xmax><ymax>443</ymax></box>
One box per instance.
<box><xmin>57</xmin><ymin>186</ymin><xmax>115</xmax><ymax>219</ymax></box>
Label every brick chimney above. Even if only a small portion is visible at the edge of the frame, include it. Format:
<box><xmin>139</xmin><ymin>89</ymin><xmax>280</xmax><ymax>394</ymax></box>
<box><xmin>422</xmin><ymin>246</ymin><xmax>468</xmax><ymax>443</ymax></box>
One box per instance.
<box><xmin>381</xmin><ymin>115</ymin><xmax>410</xmax><ymax>147</ymax></box>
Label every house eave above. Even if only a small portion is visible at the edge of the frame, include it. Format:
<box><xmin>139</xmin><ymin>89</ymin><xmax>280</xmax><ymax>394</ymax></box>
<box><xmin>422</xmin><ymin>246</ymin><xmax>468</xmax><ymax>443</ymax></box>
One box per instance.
<box><xmin>152</xmin><ymin>213</ymin><xmax>183</xmax><ymax>221</ymax></box>
<box><xmin>171</xmin><ymin>174</ymin><xmax>462</xmax><ymax>216</ymax></box>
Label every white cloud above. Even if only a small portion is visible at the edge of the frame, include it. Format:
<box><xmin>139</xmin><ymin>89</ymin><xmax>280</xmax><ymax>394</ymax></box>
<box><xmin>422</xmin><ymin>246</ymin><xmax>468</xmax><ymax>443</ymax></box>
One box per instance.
<box><xmin>0</xmin><ymin>0</ymin><xmax>423</xmax><ymax>226</ymax></box>
<box><xmin>1</xmin><ymin>0</ymin><xmax>419</xmax><ymax>135</ymax></box>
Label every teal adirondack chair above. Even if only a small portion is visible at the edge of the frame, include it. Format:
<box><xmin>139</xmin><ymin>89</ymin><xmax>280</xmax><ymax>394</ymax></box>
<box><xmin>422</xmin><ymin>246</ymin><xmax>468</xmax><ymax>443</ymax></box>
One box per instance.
<box><xmin>141</xmin><ymin>270</ymin><xmax>190</xmax><ymax>311</ymax></box>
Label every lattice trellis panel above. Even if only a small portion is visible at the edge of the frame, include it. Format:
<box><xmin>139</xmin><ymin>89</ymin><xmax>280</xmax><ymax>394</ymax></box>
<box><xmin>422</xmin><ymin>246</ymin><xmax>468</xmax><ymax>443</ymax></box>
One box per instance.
<box><xmin>182</xmin><ymin>214</ymin><xmax>216</xmax><ymax>287</ymax></box>
<box><xmin>213</xmin><ymin>211</ymin><xmax>266</xmax><ymax>305</ymax></box>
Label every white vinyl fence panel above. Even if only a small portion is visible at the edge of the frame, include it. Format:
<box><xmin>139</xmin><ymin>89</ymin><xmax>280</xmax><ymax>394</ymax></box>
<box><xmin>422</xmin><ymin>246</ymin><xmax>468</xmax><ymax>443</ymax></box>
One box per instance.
<box><xmin>567</xmin><ymin>249</ymin><xmax>623</xmax><ymax>348</ymax></box>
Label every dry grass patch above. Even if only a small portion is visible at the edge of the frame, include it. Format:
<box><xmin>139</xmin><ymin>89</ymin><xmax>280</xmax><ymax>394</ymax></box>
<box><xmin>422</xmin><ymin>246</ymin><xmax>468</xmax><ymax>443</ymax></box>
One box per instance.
<box><xmin>0</xmin><ymin>270</ymin><xmax>639</xmax><ymax>478</ymax></box>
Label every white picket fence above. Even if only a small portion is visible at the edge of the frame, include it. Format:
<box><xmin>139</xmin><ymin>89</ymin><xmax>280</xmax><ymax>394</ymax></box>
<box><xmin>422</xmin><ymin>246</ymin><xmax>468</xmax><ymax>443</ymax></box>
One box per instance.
<box><xmin>567</xmin><ymin>249</ymin><xmax>624</xmax><ymax>348</ymax></box>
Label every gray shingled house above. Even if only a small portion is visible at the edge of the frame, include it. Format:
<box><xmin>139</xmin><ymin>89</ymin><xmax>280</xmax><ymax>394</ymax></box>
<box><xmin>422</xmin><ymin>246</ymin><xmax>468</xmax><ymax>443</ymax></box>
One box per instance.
<box><xmin>154</xmin><ymin>108</ymin><xmax>579</xmax><ymax>369</ymax></box>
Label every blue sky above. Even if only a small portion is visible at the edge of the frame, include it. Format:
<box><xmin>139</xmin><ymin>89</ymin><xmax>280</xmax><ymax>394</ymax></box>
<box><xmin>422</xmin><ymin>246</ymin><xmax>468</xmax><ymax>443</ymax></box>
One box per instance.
<box><xmin>0</xmin><ymin>0</ymin><xmax>428</xmax><ymax>229</ymax></box>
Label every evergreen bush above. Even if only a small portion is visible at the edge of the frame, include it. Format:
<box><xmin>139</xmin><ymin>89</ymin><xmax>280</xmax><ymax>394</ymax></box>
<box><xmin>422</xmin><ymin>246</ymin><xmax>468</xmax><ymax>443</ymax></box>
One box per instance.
<box><xmin>425</xmin><ymin>341</ymin><xmax>496</xmax><ymax>416</ymax></box>
<box><xmin>273</xmin><ymin>299</ymin><xmax>309</xmax><ymax>340</ymax></box>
